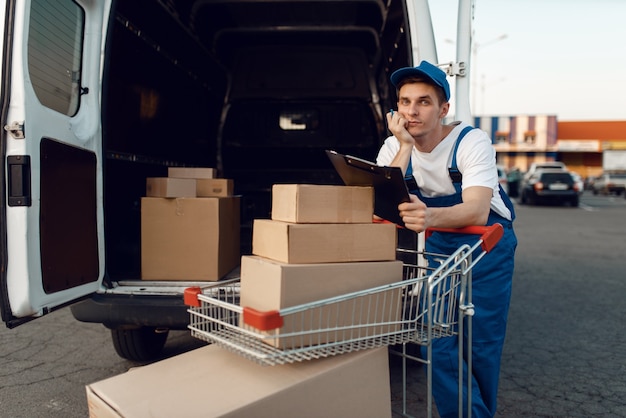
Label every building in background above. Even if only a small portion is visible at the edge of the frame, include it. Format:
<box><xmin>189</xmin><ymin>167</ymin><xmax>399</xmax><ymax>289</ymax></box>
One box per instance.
<box><xmin>474</xmin><ymin>115</ymin><xmax>558</xmax><ymax>173</ymax></box>
<box><xmin>474</xmin><ymin>116</ymin><xmax>626</xmax><ymax>179</ymax></box>
<box><xmin>556</xmin><ymin>121</ymin><xmax>626</xmax><ymax>177</ymax></box>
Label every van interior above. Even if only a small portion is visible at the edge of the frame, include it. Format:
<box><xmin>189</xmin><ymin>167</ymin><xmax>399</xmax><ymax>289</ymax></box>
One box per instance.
<box><xmin>102</xmin><ymin>0</ymin><xmax>411</xmax><ymax>281</ymax></box>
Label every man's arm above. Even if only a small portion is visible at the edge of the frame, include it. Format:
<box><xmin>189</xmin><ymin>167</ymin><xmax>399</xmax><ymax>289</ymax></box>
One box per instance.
<box><xmin>398</xmin><ymin>186</ymin><xmax>493</xmax><ymax>232</ymax></box>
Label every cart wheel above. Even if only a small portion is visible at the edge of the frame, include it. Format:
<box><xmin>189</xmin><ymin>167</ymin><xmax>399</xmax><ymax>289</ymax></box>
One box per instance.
<box><xmin>110</xmin><ymin>326</ymin><xmax>169</xmax><ymax>362</ymax></box>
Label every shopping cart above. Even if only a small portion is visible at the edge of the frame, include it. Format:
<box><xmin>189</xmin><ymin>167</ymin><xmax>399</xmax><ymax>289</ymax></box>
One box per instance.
<box><xmin>184</xmin><ymin>224</ymin><xmax>503</xmax><ymax>418</ymax></box>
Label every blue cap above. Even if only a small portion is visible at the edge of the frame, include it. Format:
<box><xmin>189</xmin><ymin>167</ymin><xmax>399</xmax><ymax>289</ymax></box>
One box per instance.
<box><xmin>390</xmin><ymin>60</ymin><xmax>450</xmax><ymax>102</ymax></box>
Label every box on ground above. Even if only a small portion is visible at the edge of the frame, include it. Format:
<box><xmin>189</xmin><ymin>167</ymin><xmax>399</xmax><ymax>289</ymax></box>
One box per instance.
<box><xmin>252</xmin><ymin>219</ymin><xmax>396</xmax><ymax>263</ymax></box>
<box><xmin>271</xmin><ymin>184</ymin><xmax>373</xmax><ymax>223</ymax></box>
<box><xmin>145</xmin><ymin>177</ymin><xmax>196</xmax><ymax>198</ymax></box>
<box><xmin>168</xmin><ymin>166</ymin><xmax>216</xmax><ymax>179</ymax></box>
<box><xmin>197</xmin><ymin>178</ymin><xmax>234</xmax><ymax>197</ymax></box>
<box><xmin>141</xmin><ymin>197</ymin><xmax>240</xmax><ymax>281</ymax></box>
<box><xmin>240</xmin><ymin>256</ymin><xmax>403</xmax><ymax>348</ymax></box>
<box><xmin>86</xmin><ymin>344</ymin><xmax>391</xmax><ymax>418</ymax></box>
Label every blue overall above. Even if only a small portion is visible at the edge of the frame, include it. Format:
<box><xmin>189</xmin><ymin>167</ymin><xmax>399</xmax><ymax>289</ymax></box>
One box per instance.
<box><xmin>405</xmin><ymin>127</ymin><xmax>517</xmax><ymax>418</ymax></box>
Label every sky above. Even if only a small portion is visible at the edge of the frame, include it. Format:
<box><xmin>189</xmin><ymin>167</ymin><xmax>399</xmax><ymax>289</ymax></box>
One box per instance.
<box><xmin>427</xmin><ymin>0</ymin><xmax>626</xmax><ymax>121</ymax></box>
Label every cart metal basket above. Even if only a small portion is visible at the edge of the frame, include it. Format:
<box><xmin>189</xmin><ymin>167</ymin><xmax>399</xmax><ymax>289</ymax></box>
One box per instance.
<box><xmin>184</xmin><ymin>224</ymin><xmax>503</xmax><ymax>418</ymax></box>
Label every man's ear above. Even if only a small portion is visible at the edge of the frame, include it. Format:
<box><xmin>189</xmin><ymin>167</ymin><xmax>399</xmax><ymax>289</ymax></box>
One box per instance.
<box><xmin>439</xmin><ymin>102</ymin><xmax>450</xmax><ymax>119</ymax></box>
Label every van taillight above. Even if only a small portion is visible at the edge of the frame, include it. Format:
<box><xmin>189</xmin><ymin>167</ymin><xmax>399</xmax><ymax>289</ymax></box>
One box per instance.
<box><xmin>534</xmin><ymin>182</ymin><xmax>544</xmax><ymax>191</ymax></box>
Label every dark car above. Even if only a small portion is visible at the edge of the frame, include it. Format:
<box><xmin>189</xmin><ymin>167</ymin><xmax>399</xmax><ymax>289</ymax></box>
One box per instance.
<box><xmin>519</xmin><ymin>169</ymin><xmax>580</xmax><ymax>206</ymax></box>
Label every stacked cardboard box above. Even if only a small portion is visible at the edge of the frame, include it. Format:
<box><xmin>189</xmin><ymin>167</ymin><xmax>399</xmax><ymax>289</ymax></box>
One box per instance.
<box><xmin>86</xmin><ymin>344</ymin><xmax>392</xmax><ymax>418</ymax></box>
<box><xmin>141</xmin><ymin>167</ymin><xmax>240</xmax><ymax>281</ymax></box>
<box><xmin>241</xmin><ymin>184</ymin><xmax>403</xmax><ymax>348</ymax></box>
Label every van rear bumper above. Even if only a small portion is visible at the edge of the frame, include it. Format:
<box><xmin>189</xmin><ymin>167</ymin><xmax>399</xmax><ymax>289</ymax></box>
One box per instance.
<box><xmin>70</xmin><ymin>293</ymin><xmax>190</xmax><ymax>329</ymax></box>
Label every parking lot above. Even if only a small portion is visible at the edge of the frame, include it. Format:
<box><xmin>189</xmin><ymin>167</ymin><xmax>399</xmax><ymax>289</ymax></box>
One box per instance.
<box><xmin>2</xmin><ymin>191</ymin><xmax>626</xmax><ymax>417</ymax></box>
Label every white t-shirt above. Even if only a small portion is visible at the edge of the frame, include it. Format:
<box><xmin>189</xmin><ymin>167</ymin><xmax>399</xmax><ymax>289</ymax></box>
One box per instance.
<box><xmin>376</xmin><ymin>121</ymin><xmax>512</xmax><ymax>221</ymax></box>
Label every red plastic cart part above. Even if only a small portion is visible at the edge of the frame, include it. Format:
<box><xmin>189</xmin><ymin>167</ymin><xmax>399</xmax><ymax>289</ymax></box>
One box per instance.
<box><xmin>375</xmin><ymin>216</ymin><xmax>504</xmax><ymax>253</ymax></box>
<box><xmin>184</xmin><ymin>287</ymin><xmax>202</xmax><ymax>307</ymax></box>
<box><xmin>425</xmin><ymin>223</ymin><xmax>504</xmax><ymax>253</ymax></box>
<box><xmin>243</xmin><ymin>307</ymin><xmax>284</xmax><ymax>331</ymax></box>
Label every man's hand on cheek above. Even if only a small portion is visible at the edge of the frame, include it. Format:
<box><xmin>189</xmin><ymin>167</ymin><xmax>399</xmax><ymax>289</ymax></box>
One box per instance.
<box><xmin>387</xmin><ymin>111</ymin><xmax>413</xmax><ymax>144</ymax></box>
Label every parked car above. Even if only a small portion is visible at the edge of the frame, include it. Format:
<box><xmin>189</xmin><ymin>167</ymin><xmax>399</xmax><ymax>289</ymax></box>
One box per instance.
<box><xmin>591</xmin><ymin>172</ymin><xmax>626</xmax><ymax>196</ymax></box>
<box><xmin>523</xmin><ymin>161</ymin><xmax>567</xmax><ymax>181</ymax></box>
<box><xmin>506</xmin><ymin>168</ymin><xmax>522</xmax><ymax>198</ymax></box>
<box><xmin>519</xmin><ymin>169</ymin><xmax>580</xmax><ymax>206</ymax></box>
<box><xmin>584</xmin><ymin>175</ymin><xmax>598</xmax><ymax>191</ymax></box>
<box><xmin>570</xmin><ymin>172</ymin><xmax>585</xmax><ymax>195</ymax></box>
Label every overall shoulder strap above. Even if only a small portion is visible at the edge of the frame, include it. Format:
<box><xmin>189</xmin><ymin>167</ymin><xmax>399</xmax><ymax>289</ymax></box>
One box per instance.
<box><xmin>448</xmin><ymin>125</ymin><xmax>475</xmax><ymax>192</ymax></box>
<box><xmin>404</xmin><ymin>150</ymin><xmax>417</xmax><ymax>191</ymax></box>
<box><xmin>405</xmin><ymin>125</ymin><xmax>475</xmax><ymax>192</ymax></box>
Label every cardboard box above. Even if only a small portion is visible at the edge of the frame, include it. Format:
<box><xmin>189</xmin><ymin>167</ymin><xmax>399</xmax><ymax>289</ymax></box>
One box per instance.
<box><xmin>168</xmin><ymin>166</ymin><xmax>216</xmax><ymax>179</ymax></box>
<box><xmin>240</xmin><ymin>256</ymin><xmax>403</xmax><ymax>348</ymax></box>
<box><xmin>145</xmin><ymin>177</ymin><xmax>196</xmax><ymax>198</ymax></box>
<box><xmin>86</xmin><ymin>344</ymin><xmax>391</xmax><ymax>418</ymax></box>
<box><xmin>271</xmin><ymin>184</ymin><xmax>374</xmax><ymax>223</ymax></box>
<box><xmin>197</xmin><ymin>178</ymin><xmax>234</xmax><ymax>197</ymax></box>
<box><xmin>141</xmin><ymin>197</ymin><xmax>240</xmax><ymax>281</ymax></box>
<box><xmin>252</xmin><ymin>219</ymin><xmax>396</xmax><ymax>263</ymax></box>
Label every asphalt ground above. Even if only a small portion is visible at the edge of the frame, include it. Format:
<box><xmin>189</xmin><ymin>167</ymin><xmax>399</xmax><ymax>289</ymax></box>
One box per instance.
<box><xmin>1</xmin><ymin>191</ymin><xmax>626</xmax><ymax>417</ymax></box>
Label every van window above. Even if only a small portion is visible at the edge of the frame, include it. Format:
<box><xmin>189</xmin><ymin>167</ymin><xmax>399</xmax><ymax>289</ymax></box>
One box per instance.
<box><xmin>27</xmin><ymin>0</ymin><xmax>85</xmax><ymax>116</ymax></box>
<box><xmin>279</xmin><ymin>110</ymin><xmax>319</xmax><ymax>131</ymax></box>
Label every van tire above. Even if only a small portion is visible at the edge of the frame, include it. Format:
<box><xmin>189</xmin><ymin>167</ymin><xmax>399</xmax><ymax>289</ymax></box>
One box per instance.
<box><xmin>111</xmin><ymin>326</ymin><xmax>169</xmax><ymax>362</ymax></box>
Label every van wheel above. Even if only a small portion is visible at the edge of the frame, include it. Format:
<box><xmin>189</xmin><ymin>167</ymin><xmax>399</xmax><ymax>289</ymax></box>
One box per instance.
<box><xmin>111</xmin><ymin>326</ymin><xmax>169</xmax><ymax>362</ymax></box>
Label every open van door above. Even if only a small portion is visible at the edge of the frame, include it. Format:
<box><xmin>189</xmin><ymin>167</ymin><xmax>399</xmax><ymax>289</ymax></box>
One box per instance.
<box><xmin>1</xmin><ymin>0</ymin><xmax>108</xmax><ymax>327</ymax></box>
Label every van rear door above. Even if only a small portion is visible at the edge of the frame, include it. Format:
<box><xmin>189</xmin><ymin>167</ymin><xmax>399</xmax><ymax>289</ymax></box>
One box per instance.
<box><xmin>1</xmin><ymin>0</ymin><xmax>109</xmax><ymax>327</ymax></box>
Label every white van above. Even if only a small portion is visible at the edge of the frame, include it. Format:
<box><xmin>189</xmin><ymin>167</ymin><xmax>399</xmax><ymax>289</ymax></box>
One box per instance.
<box><xmin>1</xmin><ymin>0</ymin><xmax>473</xmax><ymax>360</ymax></box>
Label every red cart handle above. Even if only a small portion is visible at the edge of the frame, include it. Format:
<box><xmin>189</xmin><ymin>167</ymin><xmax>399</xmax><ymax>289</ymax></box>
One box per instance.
<box><xmin>243</xmin><ymin>307</ymin><xmax>284</xmax><ymax>330</ymax></box>
<box><xmin>184</xmin><ymin>287</ymin><xmax>285</xmax><ymax>331</ymax></box>
<box><xmin>425</xmin><ymin>223</ymin><xmax>504</xmax><ymax>253</ymax></box>
<box><xmin>184</xmin><ymin>287</ymin><xmax>202</xmax><ymax>307</ymax></box>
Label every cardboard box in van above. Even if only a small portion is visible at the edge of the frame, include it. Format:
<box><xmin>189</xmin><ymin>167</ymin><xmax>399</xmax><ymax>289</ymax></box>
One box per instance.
<box><xmin>271</xmin><ymin>184</ymin><xmax>374</xmax><ymax>223</ymax></box>
<box><xmin>145</xmin><ymin>177</ymin><xmax>196</xmax><ymax>198</ymax></box>
<box><xmin>141</xmin><ymin>197</ymin><xmax>240</xmax><ymax>281</ymax></box>
<box><xmin>252</xmin><ymin>219</ymin><xmax>396</xmax><ymax>264</ymax></box>
<box><xmin>167</xmin><ymin>166</ymin><xmax>216</xmax><ymax>179</ymax></box>
<box><xmin>196</xmin><ymin>178</ymin><xmax>234</xmax><ymax>197</ymax></box>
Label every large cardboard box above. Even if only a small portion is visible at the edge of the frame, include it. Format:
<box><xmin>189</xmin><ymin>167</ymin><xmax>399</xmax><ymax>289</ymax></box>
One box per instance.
<box><xmin>252</xmin><ymin>219</ymin><xmax>396</xmax><ymax>263</ymax></box>
<box><xmin>86</xmin><ymin>344</ymin><xmax>391</xmax><ymax>418</ymax></box>
<box><xmin>240</xmin><ymin>256</ymin><xmax>403</xmax><ymax>348</ymax></box>
<box><xmin>271</xmin><ymin>184</ymin><xmax>374</xmax><ymax>223</ymax></box>
<box><xmin>145</xmin><ymin>177</ymin><xmax>196</xmax><ymax>198</ymax></box>
<box><xmin>197</xmin><ymin>178</ymin><xmax>234</xmax><ymax>197</ymax></box>
<box><xmin>168</xmin><ymin>166</ymin><xmax>216</xmax><ymax>179</ymax></box>
<box><xmin>141</xmin><ymin>197</ymin><xmax>240</xmax><ymax>281</ymax></box>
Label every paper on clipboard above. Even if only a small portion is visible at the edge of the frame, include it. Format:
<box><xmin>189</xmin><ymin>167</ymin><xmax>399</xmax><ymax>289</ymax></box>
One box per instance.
<box><xmin>326</xmin><ymin>150</ymin><xmax>410</xmax><ymax>226</ymax></box>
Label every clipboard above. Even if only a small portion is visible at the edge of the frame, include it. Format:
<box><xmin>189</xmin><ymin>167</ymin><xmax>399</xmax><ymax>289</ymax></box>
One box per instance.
<box><xmin>326</xmin><ymin>150</ymin><xmax>410</xmax><ymax>226</ymax></box>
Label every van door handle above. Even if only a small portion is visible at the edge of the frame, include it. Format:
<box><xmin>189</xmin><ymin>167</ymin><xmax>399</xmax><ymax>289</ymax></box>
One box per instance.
<box><xmin>7</xmin><ymin>155</ymin><xmax>32</xmax><ymax>206</ymax></box>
